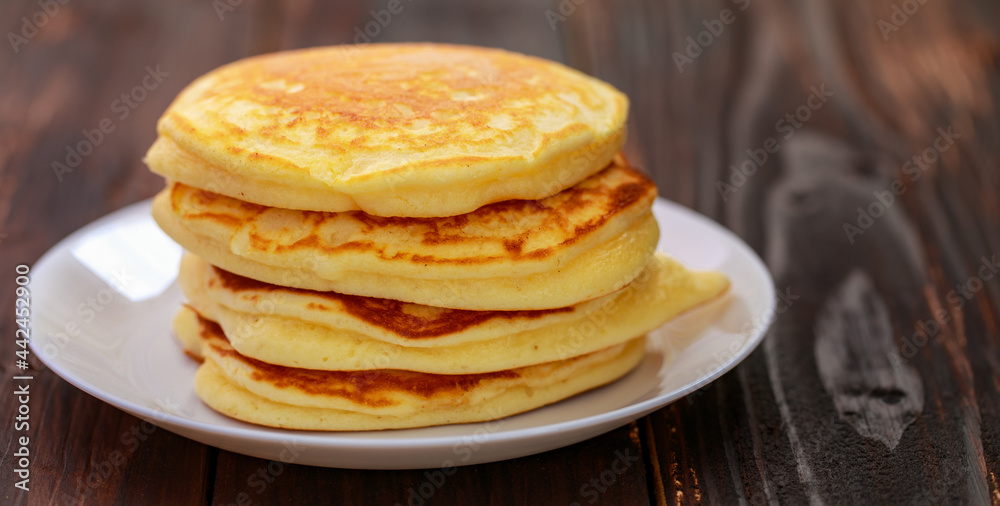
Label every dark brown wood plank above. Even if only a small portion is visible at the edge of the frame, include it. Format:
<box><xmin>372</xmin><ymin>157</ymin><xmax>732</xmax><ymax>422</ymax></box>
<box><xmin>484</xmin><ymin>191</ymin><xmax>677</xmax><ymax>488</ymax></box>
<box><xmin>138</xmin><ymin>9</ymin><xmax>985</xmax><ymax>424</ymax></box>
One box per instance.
<box><xmin>564</xmin><ymin>0</ymin><xmax>1000</xmax><ymax>504</ymax></box>
<box><xmin>0</xmin><ymin>0</ymin><xmax>256</xmax><ymax>504</ymax></box>
<box><xmin>210</xmin><ymin>422</ymin><xmax>648</xmax><ymax>506</ymax></box>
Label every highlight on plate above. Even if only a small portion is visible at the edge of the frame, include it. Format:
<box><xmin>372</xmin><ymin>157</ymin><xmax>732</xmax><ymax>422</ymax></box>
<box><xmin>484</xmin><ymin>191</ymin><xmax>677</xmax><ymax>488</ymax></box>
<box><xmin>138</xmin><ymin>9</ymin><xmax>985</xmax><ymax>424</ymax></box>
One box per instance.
<box><xmin>145</xmin><ymin>43</ymin><xmax>730</xmax><ymax>431</ymax></box>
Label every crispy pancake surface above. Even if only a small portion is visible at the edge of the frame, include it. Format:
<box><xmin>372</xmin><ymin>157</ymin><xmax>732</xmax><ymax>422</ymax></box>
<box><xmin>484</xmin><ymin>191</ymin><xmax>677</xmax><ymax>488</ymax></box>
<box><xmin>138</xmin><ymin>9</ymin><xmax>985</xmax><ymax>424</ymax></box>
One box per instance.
<box><xmin>148</xmin><ymin>43</ymin><xmax>627</xmax><ymax>217</ymax></box>
<box><xmin>153</xmin><ymin>161</ymin><xmax>660</xmax><ymax>310</ymax></box>
<box><xmin>173</xmin><ymin>307</ymin><xmax>646</xmax><ymax>430</ymax></box>
<box><xmin>178</xmin><ymin>253</ymin><xmax>729</xmax><ymax>373</ymax></box>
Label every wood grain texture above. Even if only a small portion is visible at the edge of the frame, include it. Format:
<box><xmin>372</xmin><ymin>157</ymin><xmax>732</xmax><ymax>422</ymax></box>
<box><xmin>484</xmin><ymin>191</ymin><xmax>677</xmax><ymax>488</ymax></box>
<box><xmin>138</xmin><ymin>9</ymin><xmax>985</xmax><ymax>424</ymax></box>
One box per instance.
<box><xmin>565</xmin><ymin>0</ymin><xmax>1000</xmax><ymax>504</ymax></box>
<box><xmin>2</xmin><ymin>0</ymin><xmax>999</xmax><ymax>504</ymax></box>
<box><xmin>209</xmin><ymin>422</ymin><xmax>648</xmax><ymax>506</ymax></box>
<box><xmin>1</xmin><ymin>0</ymin><xmax>251</xmax><ymax>503</ymax></box>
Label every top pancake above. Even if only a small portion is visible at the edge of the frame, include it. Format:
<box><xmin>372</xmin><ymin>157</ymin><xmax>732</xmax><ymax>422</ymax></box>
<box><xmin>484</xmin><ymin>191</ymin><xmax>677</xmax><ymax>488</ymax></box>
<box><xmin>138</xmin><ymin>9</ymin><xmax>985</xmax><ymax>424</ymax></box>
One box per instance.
<box><xmin>148</xmin><ymin>43</ymin><xmax>628</xmax><ymax>217</ymax></box>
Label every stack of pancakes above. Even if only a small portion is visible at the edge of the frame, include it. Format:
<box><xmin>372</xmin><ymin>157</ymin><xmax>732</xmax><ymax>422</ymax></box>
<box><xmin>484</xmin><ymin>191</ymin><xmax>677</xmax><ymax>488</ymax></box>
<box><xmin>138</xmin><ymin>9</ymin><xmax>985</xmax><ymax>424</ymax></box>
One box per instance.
<box><xmin>146</xmin><ymin>44</ymin><xmax>729</xmax><ymax>431</ymax></box>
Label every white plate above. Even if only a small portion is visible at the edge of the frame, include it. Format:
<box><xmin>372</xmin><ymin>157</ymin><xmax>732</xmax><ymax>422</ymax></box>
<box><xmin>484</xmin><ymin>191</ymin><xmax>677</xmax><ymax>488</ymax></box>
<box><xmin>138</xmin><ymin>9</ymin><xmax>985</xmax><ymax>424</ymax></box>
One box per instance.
<box><xmin>30</xmin><ymin>198</ymin><xmax>775</xmax><ymax>469</ymax></box>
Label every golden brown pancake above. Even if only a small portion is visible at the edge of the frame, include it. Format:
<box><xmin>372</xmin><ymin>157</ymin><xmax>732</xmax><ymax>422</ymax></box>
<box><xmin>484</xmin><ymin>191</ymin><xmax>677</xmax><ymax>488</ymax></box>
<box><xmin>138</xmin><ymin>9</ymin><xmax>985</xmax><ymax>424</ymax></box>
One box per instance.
<box><xmin>147</xmin><ymin>43</ymin><xmax>627</xmax><ymax>217</ymax></box>
<box><xmin>177</xmin><ymin>252</ymin><xmax>730</xmax><ymax>373</ymax></box>
<box><xmin>146</xmin><ymin>43</ymin><xmax>727</xmax><ymax>433</ymax></box>
<box><xmin>153</xmin><ymin>159</ymin><xmax>660</xmax><ymax>310</ymax></box>
<box><xmin>173</xmin><ymin>307</ymin><xmax>646</xmax><ymax>430</ymax></box>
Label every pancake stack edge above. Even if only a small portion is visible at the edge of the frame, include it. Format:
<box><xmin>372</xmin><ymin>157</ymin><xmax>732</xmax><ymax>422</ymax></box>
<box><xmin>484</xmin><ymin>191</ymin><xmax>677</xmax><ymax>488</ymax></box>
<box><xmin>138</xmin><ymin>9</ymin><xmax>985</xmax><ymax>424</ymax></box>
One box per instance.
<box><xmin>145</xmin><ymin>43</ymin><xmax>730</xmax><ymax>431</ymax></box>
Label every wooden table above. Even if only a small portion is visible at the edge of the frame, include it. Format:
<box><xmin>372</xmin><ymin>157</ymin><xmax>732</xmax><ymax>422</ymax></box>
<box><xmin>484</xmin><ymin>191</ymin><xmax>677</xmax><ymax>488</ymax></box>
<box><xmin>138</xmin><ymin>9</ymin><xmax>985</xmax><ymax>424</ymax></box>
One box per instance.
<box><xmin>3</xmin><ymin>0</ymin><xmax>999</xmax><ymax>504</ymax></box>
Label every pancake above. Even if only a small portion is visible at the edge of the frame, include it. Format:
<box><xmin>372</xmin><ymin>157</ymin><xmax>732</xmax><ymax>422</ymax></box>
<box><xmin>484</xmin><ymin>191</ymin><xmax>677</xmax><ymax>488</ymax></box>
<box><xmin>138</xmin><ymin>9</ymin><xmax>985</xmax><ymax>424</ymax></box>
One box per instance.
<box><xmin>173</xmin><ymin>307</ymin><xmax>646</xmax><ymax>430</ymax></box>
<box><xmin>147</xmin><ymin>43</ymin><xmax>628</xmax><ymax>217</ymax></box>
<box><xmin>153</xmin><ymin>160</ymin><xmax>660</xmax><ymax>310</ymax></box>
<box><xmin>178</xmin><ymin>252</ymin><xmax>730</xmax><ymax>373</ymax></box>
